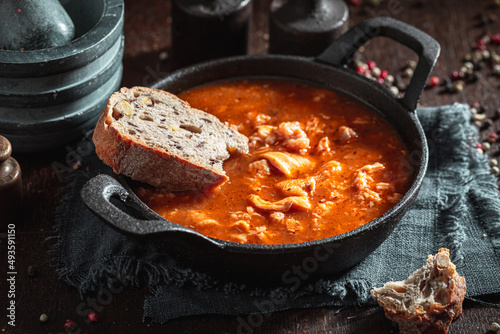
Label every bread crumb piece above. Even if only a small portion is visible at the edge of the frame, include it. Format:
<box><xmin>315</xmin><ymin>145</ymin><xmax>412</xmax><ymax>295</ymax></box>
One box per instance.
<box><xmin>371</xmin><ymin>248</ymin><xmax>466</xmax><ymax>334</ymax></box>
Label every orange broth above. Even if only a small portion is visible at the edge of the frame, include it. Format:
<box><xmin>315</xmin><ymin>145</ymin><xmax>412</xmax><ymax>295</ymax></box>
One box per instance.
<box><xmin>136</xmin><ymin>78</ymin><xmax>412</xmax><ymax>244</ymax></box>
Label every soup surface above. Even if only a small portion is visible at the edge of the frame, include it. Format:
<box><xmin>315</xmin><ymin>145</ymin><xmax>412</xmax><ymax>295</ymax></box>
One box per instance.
<box><xmin>136</xmin><ymin>78</ymin><xmax>412</xmax><ymax>244</ymax></box>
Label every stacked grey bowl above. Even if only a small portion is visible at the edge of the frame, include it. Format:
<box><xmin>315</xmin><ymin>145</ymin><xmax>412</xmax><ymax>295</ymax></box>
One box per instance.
<box><xmin>0</xmin><ymin>0</ymin><xmax>124</xmax><ymax>152</ymax></box>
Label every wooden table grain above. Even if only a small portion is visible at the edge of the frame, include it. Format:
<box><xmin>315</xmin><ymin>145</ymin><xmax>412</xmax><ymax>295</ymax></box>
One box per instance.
<box><xmin>1</xmin><ymin>0</ymin><xmax>500</xmax><ymax>333</ymax></box>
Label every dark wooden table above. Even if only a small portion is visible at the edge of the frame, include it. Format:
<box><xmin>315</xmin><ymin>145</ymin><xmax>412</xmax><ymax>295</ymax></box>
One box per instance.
<box><xmin>2</xmin><ymin>0</ymin><xmax>500</xmax><ymax>333</ymax></box>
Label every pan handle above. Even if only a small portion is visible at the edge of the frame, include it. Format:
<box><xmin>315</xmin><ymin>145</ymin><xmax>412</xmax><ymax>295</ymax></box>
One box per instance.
<box><xmin>316</xmin><ymin>16</ymin><xmax>440</xmax><ymax>111</ymax></box>
<box><xmin>80</xmin><ymin>174</ymin><xmax>199</xmax><ymax>238</ymax></box>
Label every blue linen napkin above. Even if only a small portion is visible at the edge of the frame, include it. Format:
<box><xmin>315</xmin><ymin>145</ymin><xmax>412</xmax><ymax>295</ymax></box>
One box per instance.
<box><xmin>51</xmin><ymin>103</ymin><xmax>500</xmax><ymax>324</ymax></box>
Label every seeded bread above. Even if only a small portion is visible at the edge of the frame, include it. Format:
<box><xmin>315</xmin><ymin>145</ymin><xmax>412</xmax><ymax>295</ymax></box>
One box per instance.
<box><xmin>93</xmin><ymin>86</ymin><xmax>249</xmax><ymax>190</ymax></box>
<box><xmin>371</xmin><ymin>248</ymin><xmax>466</xmax><ymax>334</ymax></box>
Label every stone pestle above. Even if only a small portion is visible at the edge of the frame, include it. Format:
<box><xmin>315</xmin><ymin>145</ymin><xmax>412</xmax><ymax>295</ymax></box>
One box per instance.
<box><xmin>0</xmin><ymin>0</ymin><xmax>75</xmax><ymax>51</ymax></box>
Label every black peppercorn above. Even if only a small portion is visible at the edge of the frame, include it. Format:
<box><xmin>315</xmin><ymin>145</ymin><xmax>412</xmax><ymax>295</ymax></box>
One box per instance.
<box><xmin>27</xmin><ymin>265</ymin><xmax>37</xmax><ymax>277</ymax></box>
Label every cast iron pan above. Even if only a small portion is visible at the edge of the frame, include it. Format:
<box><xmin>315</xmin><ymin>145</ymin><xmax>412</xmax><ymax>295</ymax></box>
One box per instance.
<box><xmin>81</xmin><ymin>17</ymin><xmax>440</xmax><ymax>284</ymax></box>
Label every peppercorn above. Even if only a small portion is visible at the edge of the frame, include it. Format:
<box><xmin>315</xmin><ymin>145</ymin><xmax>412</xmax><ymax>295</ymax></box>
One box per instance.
<box><xmin>478</xmin><ymin>37</ymin><xmax>489</xmax><ymax>46</ymax></box>
<box><xmin>482</xmin><ymin>50</ymin><xmax>491</xmax><ymax>59</ymax></box>
<box><xmin>492</xmin><ymin>34</ymin><xmax>500</xmax><ymax>44</ymax></box>
<box><xmin>158</xmin><ymin>51</ymin><xmax>168</xmax><ymax>62</ymax></box>
<box><xmin>475</xmin><ymin>43</ymin><xmax>487</xmax><ymax>51</ymax></box>
<box><xmin>467</xmin><ymin>71</ymin><xmax>481</xmax><ymax>83</ymax></box>
<box><xmin>27</xmin><ymin>265</ymin><xmax>37</xmax><ymax>277</ymax></box>
<box><xmin>64</xmin><ymin>320</ymin><xmax>77</xmax><ymax>333</ymax></box>
<box><xmin>356</xmin><ymin>66</ymin><xmax>366</xmax><ymax>74</ymax></box>
<box><xmin>493</xmin><ymin>64</ymin><xmax>500</xmax><ymax>75</ymax></box>
<box><xmin>492</xmin><ymin>52</ymin><xmax>500</xmax><ymax>63</ymax></box>
<box><xmin>371</xmin><ymin>66</ymin><xmax>381</xmax><ymax>77</ymax></box>
<box><xmin>367</xmin><ymin>60</ymin><xmax>376</xmax><ymax>70</ymax></box>
<box><xmin>464</xmin><ymin>61</ymin><xmax>474</xmax><ymax>70</ymax></box>
<box><xmin>385</xmin><ymin>74</ymin><xmax>395</xmax><ymax>84</ymax></box>
<box><xmin>478</xmin><ymin>13</ymin><xmax>492</xmax><ymax>26</ymax></box>
<box><xmin>482</xmin><ymin>142</ymin><xmax>491</xmax><ymax>151</ymax></box>
<box><xmin>40</xmin><ymin>314</ymin><xmax>48</xmax><ymax>323</ymax></box>
<box><xmin>473</xmin><ymin>120</ymin><xmax>483</xmax><ymax>128</ymax></box>
<box><xmin>88</xmin><ymin>312</ymin><xmax>98</xmax><ymax>322</ymax></box>
<box><xmin>450</xmin><ymin>71</ymin><xmax>460</xmax><ymax>80</ymax></box>
<box><xmin>379</xmin><ymin>70</ymin><xmax>389</xmax><ymax>79</ymax></box>
<box><xmin>407</xmin><ymin>60</ymin><xmax>417</xmax><ymax>69</ymax></box>
<box><xmin>444</xmin><ymin>78</ymin><xmax>454</xmax><ymax>92</ymax></box>
<box><xmin>389</xmin><ymin>86</ymin><xmax>399</xmax><ymax>96</ymax></box>
<box><xmin>473</xmin><ymin>50</ymin><xmax>483</xmax><ymax>62</ymax></box>
<box><xmin>453</xmin><ymin>81</ymin><xmax>464</xmax><ymax>92</ymax></box>
<box><xmin>489</xmin><ymin>131</ymin><xmax>499</xmax><ymax>142</ymax></box>
<box><xmin>491</xmin><ymin>321</ymin><xmax>500</xmax><ymax>332</ymax></box>
<box><xmin>490</xmin><ymin>158</ymin><xmax>498</xmax><ymax>167</ymax></box>
<box><xmin>492</xmin><ymin>166</ymin><xmax>500</xmax><ymax>175</ymax></box>
<box><xmin>482</xmin><ymin>118</ymin><xmax>494</xmax><ymax>129</ymax></box>
<box><xmin>428</xmin><ymin>76</ymin><xmax>440</xmax><ymax>87</ymax></box>
<box><xmin>403</xmin><ymin>67</ymin><xmax>414</xmax><ymax>77</ymax></box>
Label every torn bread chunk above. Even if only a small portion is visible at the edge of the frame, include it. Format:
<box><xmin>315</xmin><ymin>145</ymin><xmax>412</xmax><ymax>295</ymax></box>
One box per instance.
<box><xmin>371</xmin><ymin>248</ymin><xmax>466</xmax><ymax>334</ymax></box>
<box><xmin>93</xmin><ymin>86</ymin><xmax>249</xmax><ymax>190</ymax></box>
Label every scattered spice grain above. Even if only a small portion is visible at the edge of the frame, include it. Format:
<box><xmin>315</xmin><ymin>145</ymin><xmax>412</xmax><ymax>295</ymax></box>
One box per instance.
<box><xmin>428</xmin><ymin>76</ymin><xmax>440</xmax><ymax>87</ymax></box>
<box><xmin>64</xmin><ymin>320</ymin><xmax>76</xmax><ymax>332</ymax></box>
<box><xmin>88</xmin><ymin>312</ymin><xmax>98</xmax><ymax>322</ymax></box>
<box><xmin>489</xmin><ymin>131</ymin><xmax>499</xmax><ymax>143</ymax></box>
<box><xmin>27</xmin><ymin>265</ymin><xmax>37</xmax><ymax>277</ymax></box>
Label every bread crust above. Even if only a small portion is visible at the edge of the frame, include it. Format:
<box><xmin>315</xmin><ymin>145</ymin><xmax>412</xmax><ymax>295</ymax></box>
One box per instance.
<box><xmin>93</xmin><ymin>87</ymin><xmax>248</xmax><ymax>190</ymax></box>
<box><xmin>371</xmin><ymin>248</ymin><xmax>466</xmax><ymax>334</ymax></box>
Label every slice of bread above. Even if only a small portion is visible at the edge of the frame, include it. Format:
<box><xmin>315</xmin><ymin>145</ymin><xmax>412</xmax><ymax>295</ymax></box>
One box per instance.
<box><xmin>93</xmin><ymin>86</ymin><xmax>249</xmax><ymax>190</ymax></box>
<box><xmin>371</xmin><ymin>248</ymin><xmax>466</xmax><ymax>334</ymax></box>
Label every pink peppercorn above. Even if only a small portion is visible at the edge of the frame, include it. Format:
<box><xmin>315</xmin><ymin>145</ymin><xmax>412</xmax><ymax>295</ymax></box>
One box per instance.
<box><xmin>377</xmin><ymin>78</ymin><xmax>385</xmax><ymax>85</ymax></box>
<box><xmin>367</xmin><ymin>60</ymin><xmax>376</xmax><ymax>70</ymax></box>
<box><xmin>355</xmin><ymin>66</ymin><xmax>366</xmax><ymax>74</ymax></box>
<box><xmin>475</xmin><ymin>143</ymin><xmax>483</xmax><ymax>150</ymax></box>
<box><xmin>88</xmin><ymin>312</ymin><xmax>99</xmax><ymax>322</ymax></box>
<box><xmin>471</xmin><ymin>102</ymin><xmax>481</xmax><ymax>109</ymax></box>
<box><xmin>379</xmin><ymin>70</ymin><xmax>389</xmax><ymax>79</ymax></box>
<box><xmin>349</xmin><ymin>0</ymin><xmax>362</xmax><ymax>5</ymax></box>
<box><xmin>64</xmin><ymin>320</ymin><xmax>76</xmax><ymax>332</ymax></box>
<box><xmin>489</xmin><ymin>131</ymin><xmax>499</xmax><ymax>143</ymax></box>
<box><xmin>491</xmin><ymin>34</ymin><xmax>500</xmax><ymax>44</ymax></box>
<box><xmin>477</xmin><ymin>38</ymin><xmax>488</xmax><ymax>46</ymax></box>
<box><xmin>450</xmin><ymin>71</ymin><xmax>460</xmax><ymax>80</ymax></box>
<box><xmin>428</xmin><ymin>76</ymin><xmax>440</xmax><ymax>87</ymax></box>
